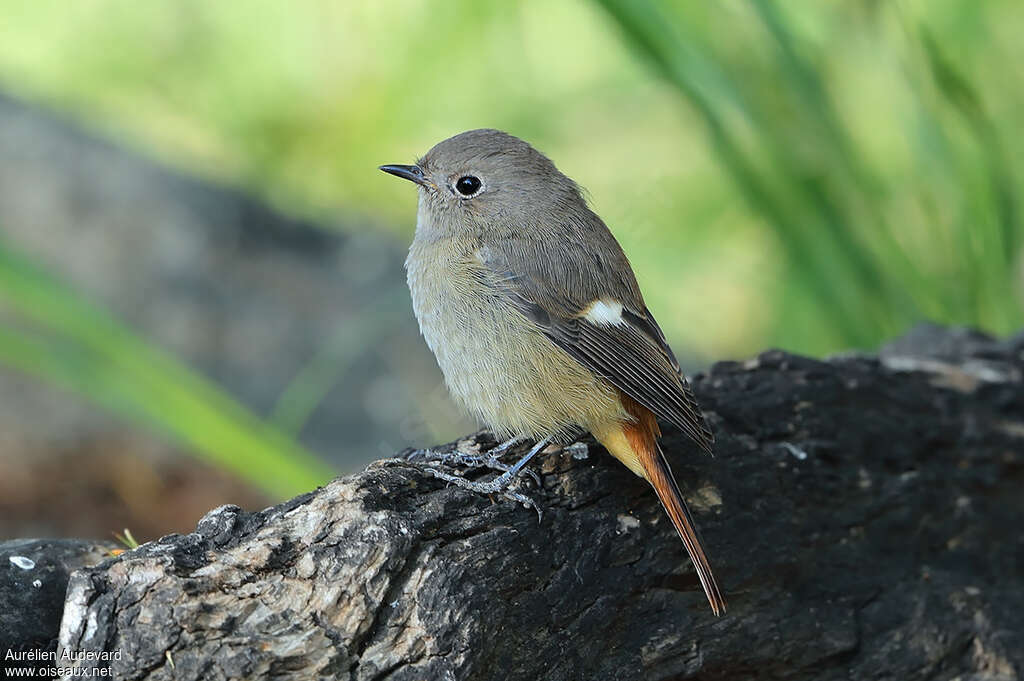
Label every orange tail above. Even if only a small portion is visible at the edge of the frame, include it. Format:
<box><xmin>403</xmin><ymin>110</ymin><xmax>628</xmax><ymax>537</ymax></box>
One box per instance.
<box><xmin>595</xmin><ymin>394</ymin><xmax>727</xmax><ymax>615</ymax></box>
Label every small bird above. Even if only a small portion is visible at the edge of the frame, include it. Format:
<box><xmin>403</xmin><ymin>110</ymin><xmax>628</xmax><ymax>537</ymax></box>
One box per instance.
<box><xmin>381</xmin><ymin>129</ymin><xmax>726</xmax><ymax>615</ymax></box>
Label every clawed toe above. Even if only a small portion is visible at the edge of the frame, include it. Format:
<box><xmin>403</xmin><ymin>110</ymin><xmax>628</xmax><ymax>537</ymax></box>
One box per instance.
<box><xmin>416</xmin><ymin>465</ymin><xmax>542</xmax><ymax>521</ymax></box>
<box><xmin>396</xmin><ymin>435</ymin><xmax>554</xmax><ymax>520</ymax></box>
<box><xmin>402</xmin><ymin>437</ymin><xmax>542</xmax><ymax>485</ymax></box>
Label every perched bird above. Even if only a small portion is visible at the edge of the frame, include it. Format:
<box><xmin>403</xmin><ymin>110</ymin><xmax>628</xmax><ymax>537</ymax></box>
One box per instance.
<box><xmin>380</xmin><ymin>129</ymin><xmax>726</xmax><ymax>615</ymax></box>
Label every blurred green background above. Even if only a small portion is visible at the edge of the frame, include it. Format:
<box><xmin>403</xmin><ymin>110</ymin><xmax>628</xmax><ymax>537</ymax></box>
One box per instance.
<box><xmin>0</xmin><ymin>0</ymin><xmax>1021</xmax><ymax>536</ymax></box>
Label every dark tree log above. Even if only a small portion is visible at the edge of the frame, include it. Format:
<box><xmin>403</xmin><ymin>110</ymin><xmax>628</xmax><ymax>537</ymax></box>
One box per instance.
<box><xmin>55</xmin><ymin>325</ymin><xmax>1024</xmax><ymax>680</ymax></box>
<box><xmin>1</xmin><ymin>539</ymin><xmax>118</xmax><ymax>672</ymax></box>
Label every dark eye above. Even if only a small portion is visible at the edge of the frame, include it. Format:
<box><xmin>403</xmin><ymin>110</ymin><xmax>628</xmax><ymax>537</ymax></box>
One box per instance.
<box><xmin>455</xmin><ymin>175</ymin><xmax>482</xmax><ymax>196</ymax></box>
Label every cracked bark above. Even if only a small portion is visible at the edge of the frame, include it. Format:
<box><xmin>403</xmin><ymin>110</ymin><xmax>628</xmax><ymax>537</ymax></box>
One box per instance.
<box><xmin>55</xmin><ymin>325</ymin><xmax>1024</xmax><ymax>680</ymax></box>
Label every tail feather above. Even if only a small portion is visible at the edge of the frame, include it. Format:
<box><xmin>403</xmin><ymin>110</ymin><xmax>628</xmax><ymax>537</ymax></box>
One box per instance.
<box><xmin>644</xmin><ymin>441</ymin><xmax>727</xmax><ymax>615</ymax></box>
<box><xmin>597</xmin><ymin>393</ymin><xmax>727</xmax><ymax>615</ymax></box>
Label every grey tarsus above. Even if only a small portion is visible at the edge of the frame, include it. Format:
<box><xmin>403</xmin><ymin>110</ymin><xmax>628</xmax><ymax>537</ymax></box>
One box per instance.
<box><xmin>488</xmin><ymin>433</ymin><xmax>527</xmax><ymax>456</ymax></box>
<box><xmin>404</xmin><ymin>434</ymin><xmax>540</xmax><ymax>484</ymax></box>
<box><xmin>417</xmin><ymin>466</ymin><xmax>543</xmax><ymax>521</ymax></box>
<box><xmin>417</xmin><ymin>435</ymin><xmax>554</xmax><ymax>521</ymax></box>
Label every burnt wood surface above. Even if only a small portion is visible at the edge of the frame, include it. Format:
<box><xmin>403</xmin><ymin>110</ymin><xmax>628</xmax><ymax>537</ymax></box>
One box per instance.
<box><xmin>52</xmin><ymin>325</ymin><xmax>1024</xmax><ymax>680</ymax></box>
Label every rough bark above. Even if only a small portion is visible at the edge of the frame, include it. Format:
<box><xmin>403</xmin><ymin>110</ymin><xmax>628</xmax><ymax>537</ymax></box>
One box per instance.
<box><xmin>54</xmin><ymin>325</ymin><xmax>1024</xmax><ymax>680</ymax></box>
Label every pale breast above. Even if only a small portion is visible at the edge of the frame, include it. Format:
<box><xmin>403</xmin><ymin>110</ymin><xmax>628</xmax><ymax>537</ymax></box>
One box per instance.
<box><xmin>405</xmin><ymin>239</ymin><xmax>624</xmax><ymax>440</ymax></box>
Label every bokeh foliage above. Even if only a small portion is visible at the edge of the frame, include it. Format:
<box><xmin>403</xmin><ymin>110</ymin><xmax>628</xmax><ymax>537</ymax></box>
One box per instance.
<box><xmin>0</xmin><ymin>1</ymin><xmax>1020</xmax><ymax>494</ymax></box>
<box><xmin>1</xmin><ymin>0</ymin><xmax>1020</xmax><ymax>356</ymax></box>
<box><xmin>0</xmin><ymin>237</ymin><xmax>335</xmax><ymax>497</ymax></box>
<box><xmin>597</xmin><ymin>0</ymin><xmax>1023</xmax><ymax>349</ymax></box>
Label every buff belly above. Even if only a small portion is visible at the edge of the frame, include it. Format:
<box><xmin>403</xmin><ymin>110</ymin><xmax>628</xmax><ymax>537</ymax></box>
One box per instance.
<box><xmin>406</xmin><ymin>242</ymin><xmax>627</xmax><ymax>441</ymax></box>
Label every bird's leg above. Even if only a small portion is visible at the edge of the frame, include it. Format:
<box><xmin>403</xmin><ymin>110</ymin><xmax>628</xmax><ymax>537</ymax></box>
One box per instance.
<box><xmin>421</xmin><ymin>435</ymin><xmax>549</xmax><ymax>492</ymax></box>
<box><xmin>417</xmin><ymin>435</ymin><xmax>554</xmax><ymax>519</ymax></box>
<box><xmin>459</xmin><ymin>435</ymin><xmax>541</xmax><ymax>483</ymax></box>
<box><xmin>403</xmin><ymin>434</ymin><xmax>539</xmax><ymax>483</ymax></box>
<box><xmin>487</xmin><ymin>434</ymin><xmax>527</xmax><ymax>457</ymax></box>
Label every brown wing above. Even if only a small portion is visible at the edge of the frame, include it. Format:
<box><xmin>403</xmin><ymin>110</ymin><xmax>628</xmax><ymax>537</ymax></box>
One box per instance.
<box><xmin>477</xmin><ymin>237</ymin><xmax>714</xmax><ymax>454</ymax></box>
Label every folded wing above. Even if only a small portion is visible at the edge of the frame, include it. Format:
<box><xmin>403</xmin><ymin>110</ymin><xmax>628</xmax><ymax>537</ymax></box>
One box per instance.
<box><xmin>476</xmin><ymin>236</ymin><xmax>714</xmax><ymax>454</ymax></box>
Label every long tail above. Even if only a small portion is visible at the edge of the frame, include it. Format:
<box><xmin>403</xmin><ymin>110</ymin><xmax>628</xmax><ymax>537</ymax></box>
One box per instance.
<box><xmin>594</xmin><ymin>394</ymin><xmax>727</xmax><ymax>615</ymax></box>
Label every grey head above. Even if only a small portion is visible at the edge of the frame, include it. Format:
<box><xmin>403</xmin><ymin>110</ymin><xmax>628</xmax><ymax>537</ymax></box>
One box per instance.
<box><xmin>380</xmin><ymin>129</ymin><xmax>589</xmax><ymax>239</ymax></box>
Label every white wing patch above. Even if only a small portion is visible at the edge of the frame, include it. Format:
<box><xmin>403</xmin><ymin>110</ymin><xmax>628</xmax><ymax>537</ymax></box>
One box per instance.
<box><xmin>584</xmin><ymin>298</ymin><xmax>626</xmax><ymax>326</ymax></box>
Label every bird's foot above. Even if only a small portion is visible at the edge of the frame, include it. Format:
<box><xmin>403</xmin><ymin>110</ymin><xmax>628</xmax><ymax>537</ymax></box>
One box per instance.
<box><xmin>416</xmin><ymin>467</ymin><xmax>542</xmax><ymax>520</ymax></box>
<box><xmin>403</xmin><ymin>435</ymin><xmax>539</xmax><ymax>484</ymax></box>
<box><xmin>404</xmin><ymin>435</ymin><xmax>553</xmax><ymax>521</ymax></box>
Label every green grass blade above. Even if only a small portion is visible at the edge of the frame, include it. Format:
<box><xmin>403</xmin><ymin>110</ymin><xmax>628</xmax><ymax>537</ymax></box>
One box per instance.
<box><xmin>0</xmin><ymin>239</ymin><xmax>335</xmax><ymax>498</ymax></box>
<box><xmin>594</xmin><ymin>0</ymin><xmax>1023</xmax><ymax>348</ymax></box>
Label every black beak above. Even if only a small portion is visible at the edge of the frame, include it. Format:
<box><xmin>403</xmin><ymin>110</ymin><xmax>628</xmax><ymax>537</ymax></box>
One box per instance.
<box><xmin>379</xmin><ymin>164</ymin><xmax>428</xmax><ymax>186</ymax></box>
